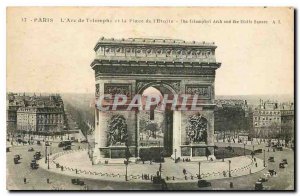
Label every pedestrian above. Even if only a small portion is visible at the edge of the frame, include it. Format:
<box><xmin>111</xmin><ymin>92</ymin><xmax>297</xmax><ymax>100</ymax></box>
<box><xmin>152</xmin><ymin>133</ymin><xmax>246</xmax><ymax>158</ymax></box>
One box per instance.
<box><xmin>157</xmin><ymin>171</ymin><xmax>159</xmax><ymax>177</ymax></box>
<box><xmin>24</xmin><ymin>178</ymin><xmax>27</xmax><ymax>184</ymax></box>
<box><xmin>255</xmin><ymin>163</ymin><xmax>258</xmax><ymax>167</ymax></box>
<box><xmin>230</xmin><ymin>182</ymin><xmax>233</xmax><ymax>188</ymax></box>
<box><xmin>142</xmin><ymin>173</ymin><xmax>144</xmax><ymax>180</ymax></box>
<box><xmin>183</xmin><ymin>169</ymin><xmax>186</xmax><ymax>175</ymax></box>
<box><xmin>47</xmin><ymin>178</ymin><xmax>50</xmax><ymax>184</ymax></box>
<box><xmin>173</xmin><ymin>176</ymin><xmax>175</xmax><ymax>180</ymax></box>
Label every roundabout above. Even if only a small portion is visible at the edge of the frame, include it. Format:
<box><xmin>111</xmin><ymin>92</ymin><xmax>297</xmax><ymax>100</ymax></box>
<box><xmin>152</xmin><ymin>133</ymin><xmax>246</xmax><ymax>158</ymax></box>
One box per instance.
<box><xmin>38</xmin><ymin>148</ymin><xmax>265</xmax><ymax>183</ymax></box>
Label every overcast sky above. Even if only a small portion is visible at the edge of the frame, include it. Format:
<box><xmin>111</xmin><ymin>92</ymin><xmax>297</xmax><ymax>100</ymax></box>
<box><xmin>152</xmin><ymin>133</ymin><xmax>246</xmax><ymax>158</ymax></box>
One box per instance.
<box><xmin>7</xmin><ymin>7</ymin><xmax>294</xmax><ymax>96</ymax></box>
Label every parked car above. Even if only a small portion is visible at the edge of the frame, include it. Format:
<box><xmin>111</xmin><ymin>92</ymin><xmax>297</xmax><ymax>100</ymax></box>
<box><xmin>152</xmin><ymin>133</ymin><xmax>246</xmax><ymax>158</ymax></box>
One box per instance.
<box><xmin>279</xmin><ymin>162</ymin><xmax>285</xmax><ymax>168</ymax></box>
<box><xmin>268</xmin><ymin>157</ymin><xmax>274</xmax><ymax>162</ymax></box>
<box><xmin>34</xmin><ymin>151</ymin><xmax>41</xmax><ymax>160</ymax></box>
<box><xmin>198</xmin><ymin>180</ymin><xmax>212</xmax><ymax>188</ymax></box>
<box><xmin>80</xmin><ymin>139</ymin><xmax>88</xmax><ymax>143</ymax></box>
<box><xmin>255</xmin><ymin>181</ymin><xmax>264</xmax><ymax>190</ymax></box>
<box><xmin>63</xmin><ymin>145</ymin><xmax>71</xmax><ymax>151</ymax></box>
<box><xmin>45</xmin><ymin>141</ymin><xmax>50</xmax><ymax>146</ymax></box>
<box><xmin>30</xmin><ymin>160</ymin><xmax>39</xmax><ymax>169</ymax></box>
<box><xmin>14</xmin><ymin>157</ymin><xmax>19</xmax><ymax>164</ymax></box>
<box><xmin>28</xmin><ymin>147</ymin><xmax>34</xmax><ymax>152</ymax></box>
<box><xmin>71</xmin><ymin>179</ymin><xmax>84</xmax><ymax>186</ymax></box>
<box><xmin>258</xmin><ymin>178</ymin><xmax>268</xmax><ymax>182</ymax></box>
<box><xmin>268</xmin><ymin>169</ymin><xmax>276</xmax><ymax>176</ymax></box>
<box><xmin>254</xmin><ymin>149</ymin><xmax>263</xmax><ymax>153</ymax></box>
<box><xmin>58</xmin><ymin>140</ymin><xmax>72</xmax><ymax>147</ymax></box>
<box><xmin>282</xmin><ymin>159</ymin><xmax>288</xmax><ymax>164</ymax></box>
<box><xmin>14</xmin><ymin>154</ymin><xmax>21</xmax><ymax>160</ymax></box>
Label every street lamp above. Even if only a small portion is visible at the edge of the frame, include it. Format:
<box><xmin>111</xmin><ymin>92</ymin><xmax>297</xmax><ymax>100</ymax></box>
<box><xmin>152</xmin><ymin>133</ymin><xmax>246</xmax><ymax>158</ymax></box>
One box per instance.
<box><xmin>198</xmin><ymin>162</ymin><xmax>202</xmax><ymax>179</ymax></box>
<box><xmin>45</xmin><ymin>146</ymin><xmax>48</xmax><ymax>164</ymax></box>
<box><xmin>124</xmin><ymin>143</ymin><xmax>130</xmax><ymax>181</ymax></box>
<box><xmin>47</xmin><ymin>154</ymin><xmax>50</xmax><ymax>169</ymax></box>
<box><xmin>228</xmin><ymin>160</ymin><xmax>232</xmax><ymax>177</ymax></box>
<box><xmin>159</xmin><ymin>162</ymin><xmax>162</xmax><ymax>179</ymax></box>
<box><xmin>244</xmin><ymin>143</ymin><xmax>246</xmax><ymax>156</ymax></box>
<box><xmin>174</xmin><ymin>149</ymin><xmax>177</xmax><ymax>163</ymax></box>
<box><xmin>263</xmin><ymin>149</ymin><xmax>266</xmax><ymax>167</ymax></box>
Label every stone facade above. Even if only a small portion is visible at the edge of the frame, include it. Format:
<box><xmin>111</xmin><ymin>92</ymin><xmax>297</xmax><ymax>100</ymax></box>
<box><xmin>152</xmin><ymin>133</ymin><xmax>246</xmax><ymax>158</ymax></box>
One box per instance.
<box><xmin>253</xmin><ymin>100</ymin><xmax>294</xmax><ymax>140</ymax></box>
<box><xmin>7</xmin><ymin>93</ymin><xmax>65</xmax><ymax>134</ymax></box>
<box><xmin>91</xmin><ymin>37</ymin><xmax>221</xmax><ymax>163</ymax></box>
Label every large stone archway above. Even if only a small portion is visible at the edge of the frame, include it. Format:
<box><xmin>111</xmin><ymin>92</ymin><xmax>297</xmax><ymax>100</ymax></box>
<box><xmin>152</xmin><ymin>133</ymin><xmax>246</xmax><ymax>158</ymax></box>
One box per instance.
<box><xmin>90</xmin><ymin>37</ymin><xmax>221</xmax><ymax>164</ymax></box>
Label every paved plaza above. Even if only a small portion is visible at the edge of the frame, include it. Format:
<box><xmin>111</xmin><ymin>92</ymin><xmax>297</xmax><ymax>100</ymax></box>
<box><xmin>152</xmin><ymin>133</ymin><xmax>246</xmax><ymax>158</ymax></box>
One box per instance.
<box><xmin>7</xmin><ymin>141</ymin><xmax>294</xmax><ymax>190</ymax></box>
<box><xmin>42</xmin><ymin>149</ymin><xmax>263</xmax><ymax>182</ymax></box>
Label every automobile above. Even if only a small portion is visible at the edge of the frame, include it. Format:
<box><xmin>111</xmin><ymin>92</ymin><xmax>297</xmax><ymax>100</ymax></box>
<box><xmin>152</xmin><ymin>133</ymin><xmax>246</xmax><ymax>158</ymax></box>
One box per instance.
<box><xmin>58</xmin><ymin>140</ymin><xmax>72</xmax><ymax>147</ymax></box>
<box><xmin>14</xmin><ymin>157</ymin><xmax>19</xmax><ymax>164</ymax></box>
<box><xmin>28</xmin><ymin>147</ymin><xmax>34</xmax><ymax>152</ymax></box>
<box><xmin>45</xmin><ymin>141</ymin><xmax>50</xmax><ymax>146</ymax></box>
<box><xmin>30</xmin><ymin>160</ymin><xmax>39</xmax><ymax>169</ymax></box>
<box><xmin>255</xmin><ymin>182</ymin><xmax>264</xmax><ymax>190</ymax></box>
<box><xmin>63</xmin><ymin>145</ymin><xmax>71</xmax><ymax>151</ymax></box>
<box><xmin>268</xmin><ymin>169</ymin><xmax>276</xmax><ymax>176</ymax></box>
<box><xmin>14</xmin><ymin>154</ymin><xmax>21</xmax><ymax>160</ymax></box>
<box><xmin>71</xmin><ymin>179</ymin><xmax>85</xmax><ymax>186</ymax></box>
<box><xmin>34</xmin><ymin>151</ymin><xmax>41</xmax><ymax>160</ymax></box>
<box><xmin>37</xmin><ymin>141</ymin><xmax>41</xmax><ymax>145</ymax></box>
<box><xmin>279</xmin><ymin>162</ymin><xmax>285</xmax><ymax>168</ymax></box>
<box><xmin>198</xmin><ymin>180</ymin><xmax>212</xmax><ymax>188</ymax></box>
<box><xmin>258</xmin><ymin>178</ymin><xmax>268</xmax><ymax>182</ymax></box>
<box><xmin>80</xmin><ymin>139</ymin><xmax>88</xmax><ymax>143</ymax></box>
<box><xmin>254</xmin><ymin>149</ymin><xmax>263</xmax><ymax>153</ymax></box>
<box><xmin>268</xmin><ymin>157</ymin><xmax>274</xmax><ymax>162</ymax></box>
<box><xmin>282</xmin><ymin>159</ymin><xmax>288</xmax><ymax>164</ymax></box>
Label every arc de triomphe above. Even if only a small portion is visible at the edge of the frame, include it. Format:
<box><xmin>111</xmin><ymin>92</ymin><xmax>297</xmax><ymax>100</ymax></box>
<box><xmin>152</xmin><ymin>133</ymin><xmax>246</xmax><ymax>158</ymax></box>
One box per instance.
<box><xmin>90</xmin><ymin>37</ymin><xmax>221</xmax><ymax>164</ymax></box>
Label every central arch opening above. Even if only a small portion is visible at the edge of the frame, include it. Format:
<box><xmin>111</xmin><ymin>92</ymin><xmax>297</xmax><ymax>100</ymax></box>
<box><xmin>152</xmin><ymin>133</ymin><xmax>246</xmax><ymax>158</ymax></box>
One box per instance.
<box><xmin>138</xmin><ymin>85</ymin><xmax>174</xmax><ymax>161</ymax></box>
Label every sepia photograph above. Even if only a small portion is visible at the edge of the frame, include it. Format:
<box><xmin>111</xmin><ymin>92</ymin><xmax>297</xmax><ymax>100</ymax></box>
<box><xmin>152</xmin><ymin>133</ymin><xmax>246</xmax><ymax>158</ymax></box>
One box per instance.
<box><xmin>6</xmin><ymin>7</ymin><xmax>294</xmax><ymax>191</ymax></box>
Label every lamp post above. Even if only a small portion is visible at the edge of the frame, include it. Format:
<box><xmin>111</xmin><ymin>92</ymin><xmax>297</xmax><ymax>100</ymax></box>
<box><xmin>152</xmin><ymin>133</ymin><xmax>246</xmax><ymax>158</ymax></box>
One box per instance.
<box><xmin>228</xmin><ymin>160</ymin><xmax>232</xmax><ymax>177</ymax></box>
<box><xmin>198</xmin><ymin>162</ymin><xmax>202</xmax><ymax>179</ymax></box>
<box><xmin>263</xmin><ymin>149</ymin><xmax>266</xmax><ymax>167</ymax></box>
<box><xmin>45</xmin><ymin>146</ymin><xmax>47</xmax><ymax>164</ymax></box>
<box><xmin>244</xmin><ymin>143</ymin><xmax>246</xmax><ymax>156</ymax></box>
<box><xmin>159</xmin><ymin>163</ymin><xmax>162</xmax><ymax>179</ymax></box>
<box><xmin>124</xmin><ymin>143</ymin><xmax>130</xmax><ymax>181</ymax></box>
<box><xmin>174</xmin><ymin>149</ymin><xmax>177</xmax><ymax>163</ymax></box>
<box><xmin>47</xmin><ymin>153</ymin><xmax>50</xmax><ymax>169</ymax></box>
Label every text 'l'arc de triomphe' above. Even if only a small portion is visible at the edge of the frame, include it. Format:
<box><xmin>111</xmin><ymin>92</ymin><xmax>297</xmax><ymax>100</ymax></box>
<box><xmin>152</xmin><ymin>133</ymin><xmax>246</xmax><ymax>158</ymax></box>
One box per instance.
<box><xmin>90</xmin><ymin>37</ymin><xmax>221</xmax><ymax>164</ymax></box>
